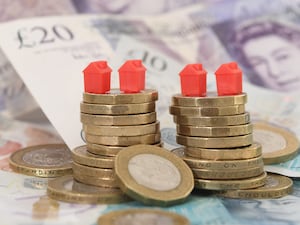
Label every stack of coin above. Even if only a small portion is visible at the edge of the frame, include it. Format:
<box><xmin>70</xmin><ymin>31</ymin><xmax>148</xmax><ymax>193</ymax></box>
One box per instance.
<box><xmin>170</xmin><ymin>92</ymin><xmax>267</xmax><ymax>191</ymax></box>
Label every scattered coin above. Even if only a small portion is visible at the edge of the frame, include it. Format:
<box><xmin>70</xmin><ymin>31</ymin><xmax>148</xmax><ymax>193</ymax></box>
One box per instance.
<box><xmin>83</xmin><ymin>89</ymin><xmax>158</xmax><ymax>104</ymax></box>
<box><xmin>97</xmin><ymin>208</ymin><xmax>190</xmax><ymax>225</ymax></box>
<box><xmin>9</xmin><ymin>144</ymin><xmax>72</xmax><ymax>178</ymax></box>
<box><xmin>47</xmin><ymin>175</ymin><xmax>130</xmax><ymax>204</ymax></box>
<box><xmin>253</xmin><ymin>122</ymin><xmax>299</xmax><ymax>164</ymax></box>
<box><xmin>218</xmin><ymin>173</ymin><xmax>293</xmax><ymax>198</ymax></box>
<box><xmin>115</xmin><ymin>145</ymin><xmax>194</xmax><ymax>206</ymax></box>
<box><xmin>172</xmin><ymin>92</ymin><xmax>247</xmax><ymax>107</ymax></box>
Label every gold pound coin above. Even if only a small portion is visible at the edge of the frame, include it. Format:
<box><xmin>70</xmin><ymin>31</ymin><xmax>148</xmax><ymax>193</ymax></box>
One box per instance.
<box><xmin>83</xmin><ymin>89</ymin><xmax>158</xmax><ymax>104</ymax></box>
<box><xmin>83</xmin><ymin>121</ymin><xmax>160</xmax><ymax>136</ymax></box>
<box><xmin>73</xmin><ymin>172</ymin><xmax>119</xmax><ymax>188</ymax></box>
<box><xmin>169</xmin><ymin>104</ymin><xmax>245</xmax><ymax>116</ymax></box>
<box><xmin>115</xmin><ymin>145</ymin><xmax>194</xmax><ymax>206</ymax></box>
<box><xmin>72</xmin><ymin>145</ymin><xmax>114</xmax><ymax>168</ymax></box>
<box><xmin>172</xmin><ymin>92</ymin><xmax>247</xmax><ymax>107</ymax></box>
<box><xmin>218</xmin><ymin>173</ymin><xmax>293</xmax><ymax>198</ymax></box>
<box><xmin>81</xmin><ymin>112</ymin><xmax>156</xmax><ymax>126</ymax></box>
<box><xmin>173</xmin><ymin>112</ymin><xmax>250</xmax><ymax>127</ymax></box>
<box><xmin>177</xmin><ymin>123</ymin><xmax>253</xmax><ymax>137</ymax></box>
<box><xmin>176</xmin><ymin>134</ymin><xmax>253</xmax><ymax>148</ymax></box>
<box><xmin>171</xmin><ymin>148</ymin><xmax>263</xmax><ymax>170</ymax></box>
<box><xmin>253</xmin><ymin>122</ymin><xmax>299</xmax><ymax>164</ymax></box>
<box><xmin>47</xmin><ymin>175</ymin><xmax>130</xmax><ymax>204</ymax></box>
<box><xmin>80</xmin><ymin>102</ymin><xmax>155</xmax><ymax>115</ymax></box>
<box><xmin>192</xmin><ymin>166</ymin><xmax>264</xmax><ymax>180</ymax></box>
<box><xmin>185</xmin><ymin>143</ymin><xmax>262</xmax><ymax>160</ymax></box>
<box><xmin>85</xmin><ymin>133</ymin><xmax>161</xmax><ymax>146</ymax></box>
<box><xmin>72</xmin><ymin>162</ymin><xmax>115</xmax><ymax>179</ymax></box>
<box><xmin>9</xmin><ymin>144</ymin><xmax>72</xmax><ymax>178</ymax></box>
<box><xmin>194</xmin><ymin>172</ymin><xmax>267</xmax><ymax>190</ymax></box>
<box><xmin>97</xmin><ymin>208</ymin><xmax>190</xmax><ymax>225</ymax></box>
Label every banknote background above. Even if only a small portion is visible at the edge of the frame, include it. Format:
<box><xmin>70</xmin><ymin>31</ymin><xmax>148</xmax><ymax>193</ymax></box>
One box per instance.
<box><xmin>1</xmin><ymin>0</ymin><xmax>300</xmax><ymax>224</ymax></box>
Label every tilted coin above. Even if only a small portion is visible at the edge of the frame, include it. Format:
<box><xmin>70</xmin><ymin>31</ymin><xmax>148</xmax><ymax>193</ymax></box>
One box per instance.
<box><xmin>115</xmin><ymin>145</ymin><xmax>194</xmax><ymax>206</ymax></box>
<box><xmin>83</xmin><ymin>89</ymin><xmax>158</xmax><ymax>104</ymax></box>
<box><xmin>47</xmin><ymin>175</ymin><xmax>129</xmax><ymax>204</ymax></box>
<box><xmin>73</xmin><ymin>172</ymin><xmax>119</xmax><ymax>188</ymax></box>
<box><xmin>172</xmin><ymin>92</ymin><xmax>247</xmax><ymax>107</ymax></box>
<box><xmin>192</xmin><ymin>166</ymin><xmax>264</xmax><ymax>180</ymax></box>
<box><xmin>194</xmin><ymin>172</ymin><xmax>267</xmax><ymax>190</ymax></box>
<box><xmin>177</xmin><ymin>123</ymin><xmax>252</xmax><ymax>137</ymax></box>
<box><xmin>97</xmin><ymin>208</ymin><xmax>190</xmax><ymax>225</ymax></box>
<box><xmin>173</xmin><ymin>112</ymin><xmax>250</xmax><ymax>127</ymax></box>
<box><xmin>83</xmin><ymin>121</ymin><xmax>160</xmax><ymax>136</ymax></box>
<box><xmin>72</xmin><ymin>162</ymin><xmax>115</xmax><ymax>178</ymax></box>
<box><xmin>81</xmin><ymin>112</ymin><xmax>156</xmax><ymax>126</ymax></box>
<box><xmin>176</xmin><ymin>134</ymin><xmax>253</xmax><ymax>148</ymax></box>
<box><xmin>9</xmin><ymin>144</ymin><xmax>72</xmax><ymax>178</ymax></box>
<box><xmin>80</xmin><ymin>102</ymin><xmax>155</xmax><ymax>115</ymax></box>
<box><xmin>218</xmin><ymin>173</ymin><xmax>293</xmax><ymax>199</ymax></box>
<box><xmin>184</xmin><ymin>143</ymin><xmax>262</xmax><ymax>160</ymax></box>
<box><xmin>85</xmin><ymin>133</ymin><xmax>161</xmax><ymax>146</ymax></box>
<box><xmin>87</xmin><ymin>142</ymin><xmax>163</xmax><ymax>156</ymax></box>
<box><xmin>169</xmin><ymin>104</ymin><xmax>245</xmax><ymax>116</ymax></box>
<box><xmin>72</xmin><ymin>145</ymin><xmax>114</xmax><ymax>168</ymax></box>
<box><xmin>253</xmin><ymin>122</ymin><xmax>300</xmax><ymax>164</ymax></box>
<box><xmin>171</xmin><ymin>148</ymin><xmax>263</xmax><ymax>170</ymax></box>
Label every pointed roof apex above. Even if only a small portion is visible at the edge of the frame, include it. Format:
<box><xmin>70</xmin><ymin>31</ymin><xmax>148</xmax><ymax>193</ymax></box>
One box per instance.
<box><xmin>215</xmin><ymin>62</ymin><xmax>241</xmax><ymax>76</ymax></box>
<box><xmin>118</xmin><ymin>60</ymin><xmax>146</xmax><ymax>73</ymax></box>
<box><xmin>83</xmin><ymin>61</ymin><xmax>112</xmax><ymax>75</ymax></box>
<box><xmin>179</xmin><ymin>64</ymin><xmax>206</xmax><ymax>76</ymax></box>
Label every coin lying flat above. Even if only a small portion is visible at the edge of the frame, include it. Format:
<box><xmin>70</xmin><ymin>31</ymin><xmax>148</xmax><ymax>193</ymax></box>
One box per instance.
<box><xmin>177</xmin><ymin>124</ymin><xmax>252</xmax><ymax>137</ymax></box>
<box><xmin>115</xmin><ymin>145</ymin><xmax>194</xmax><ymax>206</ymax></box>
<box><xmin>194</xmin><ymin>172</ymin><xmax>267</xmax><ymax>190</ymax></box>
<box><xmin>47</xmin><ymin>175</ymin><xmax>129</xmax><ymax>204</ymax></box>
<box><xmin>97</xmin><ymin>208</ymin><xmax>190</xmax><ymax>225</ymax></box>
<box><xmin>171</xmin><ymin>148</ymin><xmax>263</xmax><ymax>170</ymax></box>
<box><xmin>172</xmin><ymin>92</ymin><xmax>247</xmax><ymax>107</ymax></box>
<box><xmin>173</xmin><ymin>112</ymin><xmax>250</xmax><ymax>127</ymax></box>
<box><xmin>218</xmin><ymin>173</ymin><xmax>293</xmax><ymax>198</ymax></box>
<box><xmin>9</xmin><ymin>144</ymin><xmax>72</xmax><ymax>177</ymax></box>
<box><xmin>80</xmin><ymin>102</ymin><xmax>155</xmax><ymax>115</ymax></box>
<box><xmin>253</xmin><ymin>122</ymin><xmax>299</xmax><ymax>164</ymax></box>
<box><xmin>85</xmin><ymin>133</ymin><xmax>161</xmax><ymax>146</ymax></box>
<box><xmin>81</xmin><ymin>112</ymin><xmax>156</xmax><ymax>126</ymax></box>
<box><xmin>169</xmin><ymin>104</ymin><xmax>245</xmax><ymax>116</ymax></box>
<box><xmin>72</xmin><ymin>162</ymin><xmax>115</xmax><ymax>178</ymax></box>
<box><xmin>184</xmin><ymin>143</ymin><xmax>262</xmax><ymax>160</ymax></box>
<box><xmin>83</xmin><ymin>121</ymin><xmax>160</xmax><ymax>136</ymax></box>
<box><xmin>72</xmin><ymin>145</ymin><xmax>114</xmax><ymax>168</ymax></box>
<box><xmin>177</xmin><ymin>134</ymin><xmax>253</xmax><ymax>148</ymax></box>
<box><xmin>73</xmin><ymin>172</ymin><xmax>119</xmax><ymax>188</ymax></box>
<box><xmin>83</xmin><ymin>89</ymin><xmax>158</xmax><ymax>104</ymax></box>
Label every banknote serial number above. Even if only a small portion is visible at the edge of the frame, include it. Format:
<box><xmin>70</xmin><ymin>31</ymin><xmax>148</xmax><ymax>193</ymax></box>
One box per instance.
<box><xmin>16</xmin><ymin>25</ymin><xmax>74</xmax><ymax>49</ymax></box>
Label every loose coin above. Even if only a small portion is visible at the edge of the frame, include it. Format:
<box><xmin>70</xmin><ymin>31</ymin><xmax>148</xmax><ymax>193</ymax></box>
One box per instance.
<box><xmin>115</xmin><ymin>145</ymin><xmax>194</xmax><ymax>206</ymax></box>
<box><xmin>218</xmin><ymin>173</ymin><xmax>293</xmax><ymax>198</ymax></box>
<box><xmin>85</xmin><ymin>133</ymin><xmax>161</xmax><ymax>146</ymax></box>
<box><xmin>97</xmin><ymin>208</ymin><xmax>190</xmax><ymax>225</ymax></box>
<box><xmin>177</xmin><ymin>134</ymin><xmax>253</xmax><ymax>148</ymax></box>
<box><xmin>194</xmin><ymin>172</ymin><xmax>267</xmax><ymax>190</ymax></box>
<box><xmin>173</xmin><ymin>112</ymin><xmax>250</xmax><ymax>126</ymax></box>
<box><xmin>80</xmin><ymin>102</ymin><xmax>155</xmax><ymax>115</ymax></box>
<box><xmin>83</xmin><ymin>121</ymin><xmax>160</xmax><ymax>136</ymax></box>
<box><xmin>81</xmin><ymin>112</ymin><xmax>156</xmax><ymax>126</ymax></box>
<box><xmin>83</xmin><ymin>89</ymin><xmax>158</xmax><ymax>104</ymax></box>
<box><xmin>72</xmin><ymin>162</ymin><xmax>115</xmax><ymax>178</ymax></box>
<box><xmin>184</xmin><ymin>143</ymin><xmax>262</xmax><ymax>160</ymax></box>
<box><xmin>47</xmin><ymin>175</ymin><xmax>129</xmax><ymax>204</ymax></box>
<box><xmin>9</xmin><ymin>144</ymin><xmax>72</xmax><ymax>178</ymax></box>
<box><xmin>172</xmin><ymin>92</ymin><xmax>247</xmax><ymax>107</ymax></box>
<box><xmin>253</xmin><ymin>122</ymin><xmax>299</xmax><ymax>164</ymax></box>
<box><xmin>177</xmin><ymin>124</ymin><xmax>252</xmax><ymax>137</ymax></box>
<box><xmin>192</xmin><ymin>166</ymin><xmax>264</xmax><ymax>180</ymax></box>
<box><xmin>72</xmin><ymin>145</ymin><xmax>114</xmax><ymax>168</ymax></box>
<box><xmin>171</xmin><ymin>148</ymin><xmax>263</xmax><ymax>170</ymax></box>
<box><xmin>169</xmin><ymin>104</ymin><xmax>245</xmax><ymax>116</ymax></box>
<box><xmin>73</xmin><ymin>172</ymin><xmax>119</xmax><ymax>188</ymax></box>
